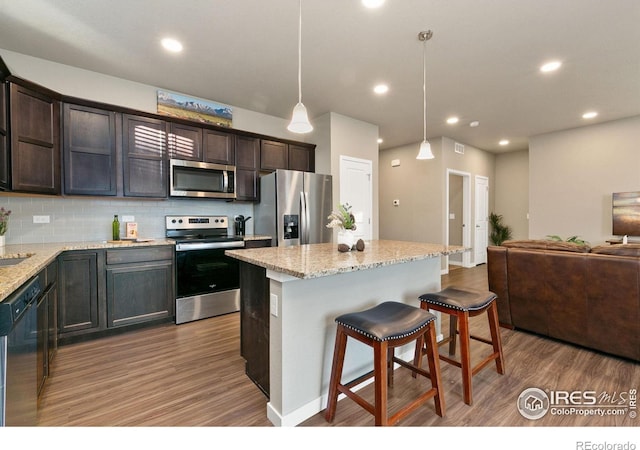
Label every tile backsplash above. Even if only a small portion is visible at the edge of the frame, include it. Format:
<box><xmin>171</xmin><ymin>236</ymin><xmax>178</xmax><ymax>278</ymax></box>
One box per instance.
<box><xmin>0</xmin><ymin>195</ymin><xmax>254</xmax><ymax>244</ymax></box>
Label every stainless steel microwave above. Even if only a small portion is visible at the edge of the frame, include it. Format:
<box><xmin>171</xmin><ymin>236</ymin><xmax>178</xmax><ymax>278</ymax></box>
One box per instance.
<box><xmin>169</xmin><ymin>159</ymin><xmax>236</xmax><ymax>199</ymax></box>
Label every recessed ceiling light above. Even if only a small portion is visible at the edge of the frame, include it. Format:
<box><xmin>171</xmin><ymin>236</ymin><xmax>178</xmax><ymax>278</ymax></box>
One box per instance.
<box><xmin>446</xmin><ymin>117</ymin><xmax>459</xmax><ymax>125</ymax></box>
<box><xmin>377</xmin><ymin>138</ymin><xmax>383</xmax><ymax>144</ymax></box>
<box><xmin>582</xmin><ymin>111</ymin><xmax>598</xmax><ymax>119</ymax></box>
<box><xmin>540</xmin><ymin>60</ymin><xmax>562</xmax><ymax>72</ymax></box>
<box><xmin>499</xmin><ymin>139</ymin><xmax>510</xmax><ymax>146</ymax></box>
<box><xmin>373</xmin><ymin>84</ymin><xmax>389</xmax><ymax>95</ymax></box>
<box><xmin>362</xmin><ymin>0</ymin><xmax>385</xmax><ymax>8</ymax></box>
<box><xmin>161</xmin><ymin>38</ymin><xmax>183</xmax><ymax>53</ymax></box>
<box><xmin>469</xmin><ymin>121</ymin><xmax>480</xmax><ymax>127</ymax></box>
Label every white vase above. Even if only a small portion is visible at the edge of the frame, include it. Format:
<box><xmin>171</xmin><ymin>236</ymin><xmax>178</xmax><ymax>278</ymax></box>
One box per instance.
<box><xmin>0</xmin><ymin>235</ymin><xmax>5</xmax><ymax>247</ymax></box>
<box><xmin>337</xmin><ymin>229</ymin><xmax>356</xmax><ymax>250</ymax></box>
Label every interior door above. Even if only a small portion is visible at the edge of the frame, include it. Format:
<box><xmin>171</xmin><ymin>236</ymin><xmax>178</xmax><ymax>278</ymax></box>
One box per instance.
<box><xmin>339</xmin><ymin>156</ymin><xmax>373</xmax><ymax>241</ymax></box>
<box><xmin>474</xmin><ymin>175</ymin><xmax>489</xmax><ymax>265</ymax></box>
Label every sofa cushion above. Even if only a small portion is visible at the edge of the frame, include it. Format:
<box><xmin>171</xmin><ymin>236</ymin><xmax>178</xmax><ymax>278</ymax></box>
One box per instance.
<box><xmin>502</xmin><ymin>239</ymin><xmax>590</xmax><ymax>253</ymax></box>
<box><xmin>590</xmin><ymin>244</ymin><xmax>640</xmax><ymax>257</ymax></box>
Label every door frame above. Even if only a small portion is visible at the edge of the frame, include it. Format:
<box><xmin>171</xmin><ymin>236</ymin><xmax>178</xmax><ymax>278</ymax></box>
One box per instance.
<box><xmin>445</xmin><ymin>169</ymin><xmax>472</xmax><ymax>270</ymax></box>
<box><xmin>474</xmin><ymin>175</ymin><xmax>490</xmax><ymax>265</ymax></box>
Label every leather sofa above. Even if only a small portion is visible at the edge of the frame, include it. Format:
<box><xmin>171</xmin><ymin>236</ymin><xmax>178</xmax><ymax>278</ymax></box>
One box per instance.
<box><xmin>487</xmin><ymin>240</ymin><xmax>640</xmax><ymax>362</ymax></box>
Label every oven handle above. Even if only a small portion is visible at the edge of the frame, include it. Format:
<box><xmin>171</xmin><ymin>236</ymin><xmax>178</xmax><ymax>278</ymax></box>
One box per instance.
<box><xmin>175</xmin><ymin>241</ymin><xmax>245</xmax><ymax>251</ymax></box>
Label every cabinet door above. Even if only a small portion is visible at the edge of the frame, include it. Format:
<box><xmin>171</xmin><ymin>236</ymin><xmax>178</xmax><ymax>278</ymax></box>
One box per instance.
<box><xmin>122</xmin><ymin>114</ymin><xmax>168</xmax><ymax>198</ymax></box>
<box><xmin>260</xmin><ymin>140</ymin><xmax>288</xmax><ymax>171</ymax></box>
<box><xmin>239</xmin><ymin>261</ymin><xmax>270</xmax><ymax>396</ymax></box>
<box><xmin>9</xmin><ymin>83</ymin><xmax>61</xmax><ymax>194</ymax></box>
<box><xmin>46</xmin><ymin>262</ymin><xmax>58</xmax><ymax>365</ymax></box>
<box><xmin>169</xmin><ymin>122</ymin><xmax>202</xmax><ymax>161</ymax></box>
<box><xmin>63</xmin><ymin>103</ymin><xmax>117</xmax><ymax>195</ymax></box>
<box><xmin>235</xmin><ymin>135</ymin><xmax>260</xmax><ymax>201</ymax></box>
<box><xmin>203</xmin><ymin>129</ymin><xmax>235</xmax><ymax>164</ymax></box>
<box><xmin>106</xmin><ymin>260</ymin><xmax>173</xmax><ymax>328</ymax></box>
<box><xmin>37</xmin><ymin>289</ymin><xmax>48</xmax><ymax>397</ymax></box>
<box><xmin>288</xmin><ymin>144</ymin><xmax>315</xmax><ymax>172</ymax></box>
<box><xmin>0</xmin><ymin>82</ymin><xmax>9</xmax><ymax>190</ymax></box>
<box><xmin>58</xmin><ymin>252</ymin><xmax>100</xmax><ymax>335</ymax></box>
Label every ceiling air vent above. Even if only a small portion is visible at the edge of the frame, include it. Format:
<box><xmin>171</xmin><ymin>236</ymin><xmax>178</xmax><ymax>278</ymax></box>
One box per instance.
<box><xmin>454</xmin><ymin>142</ymin><xmax>465</xmax><ymax>154</ymax></box>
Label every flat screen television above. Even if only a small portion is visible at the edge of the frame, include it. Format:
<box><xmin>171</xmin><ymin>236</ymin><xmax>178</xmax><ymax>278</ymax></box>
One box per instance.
<box><xmin>612</xmin><ymin>191</ymin><xmax>640</xmax><ymax>236</ymax></box>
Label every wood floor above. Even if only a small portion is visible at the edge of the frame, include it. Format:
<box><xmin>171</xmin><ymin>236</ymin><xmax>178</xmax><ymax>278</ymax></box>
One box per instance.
<box><xmin>38</xmin><ymin>264</ymin><xmax>639</xmax><ymax>427</ymax></box>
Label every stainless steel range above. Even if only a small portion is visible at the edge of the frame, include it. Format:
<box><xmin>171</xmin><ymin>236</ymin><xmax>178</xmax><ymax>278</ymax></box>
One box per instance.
<box><xmin>166</xmin><ymin>215</ymin><xmax>244</xmax><ymax>324</ymax></box>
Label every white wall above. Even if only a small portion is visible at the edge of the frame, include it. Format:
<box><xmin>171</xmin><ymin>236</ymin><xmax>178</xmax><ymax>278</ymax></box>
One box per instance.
<box><xmin>529</xmin><ymin>115</ymin><xmax>640</xmax><ymax>245</ymax></box>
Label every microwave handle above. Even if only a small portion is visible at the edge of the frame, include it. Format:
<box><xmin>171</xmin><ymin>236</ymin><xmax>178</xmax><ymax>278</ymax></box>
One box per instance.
<box><xmin>223</xmin><ymin>170</ymin><xmax>229</xmax><ymax>193</ymax></box>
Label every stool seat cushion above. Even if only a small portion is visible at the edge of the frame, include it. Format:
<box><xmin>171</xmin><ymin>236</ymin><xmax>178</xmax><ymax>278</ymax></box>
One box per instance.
<box><xmin>335</xmin><ymin>301</ymin><xmax>436</xmax><ymax>342</ymax></box>
<box><xmin>419</xmin><ymin>287</ymin><xmax>497</xmax><ymax>312</ymax></box>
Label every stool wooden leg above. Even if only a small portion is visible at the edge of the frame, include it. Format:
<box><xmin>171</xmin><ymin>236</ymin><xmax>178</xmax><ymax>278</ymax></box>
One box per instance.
<box><xmin>458</xmin><ymin>311</ymin><xmax>473</xmax><ymax>406</ymax></box>
<box><xmin>448</xmin><ymin>315</ymin><xmax>458</xmax><ymax>355</ymax></box>
<box><xmin>425</xmin><ymin>323</ymin><xmax>445</xmax><ymax>417</ymax></box>
<box><xmin>387</xmin><ymin>347</ymin><xmax>395</xmax><ymax>387</ymax></box>
<box><xmin>487</xmin><ymin>302</ymin><xmax>505</xmax><ymax>374</ymax></box>
<box><xmin>325</xmin><ymin>326</ymin><xmax>348</xmax><ymax>422</ymax></box>
<box><xmin>373</xmin><ymin>340</ymin><xmax>389</xmax><ymax>426</ymax></box>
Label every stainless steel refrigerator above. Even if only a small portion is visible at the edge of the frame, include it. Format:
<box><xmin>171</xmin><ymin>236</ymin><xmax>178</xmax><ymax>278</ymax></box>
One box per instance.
<box><xmin>255</xmin><ymin>169</ymin><xmax>333</xmax><ymax>247</ymax></box>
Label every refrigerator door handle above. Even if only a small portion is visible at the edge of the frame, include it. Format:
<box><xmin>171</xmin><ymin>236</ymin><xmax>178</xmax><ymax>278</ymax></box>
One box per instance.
<box><xmin>300</xmin><ymin>191</ymin><xmax>307</xmax><ymax>244</ymax></box>
<box><xmin>304</xmin><ymin>191</ymin><xmax>311</xmax><ymax>244</ymax></box>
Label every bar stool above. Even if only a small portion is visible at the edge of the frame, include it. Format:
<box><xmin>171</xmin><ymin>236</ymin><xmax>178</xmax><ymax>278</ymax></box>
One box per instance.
<box><xmin>324</xmin><ymin>301</ymin><xmax>445</xmax><ymax>426</ymax></box>
<box><xmin>414</xmin><ymin>286</ymin><xmax>504</xmax><ymax>406</ymax></box>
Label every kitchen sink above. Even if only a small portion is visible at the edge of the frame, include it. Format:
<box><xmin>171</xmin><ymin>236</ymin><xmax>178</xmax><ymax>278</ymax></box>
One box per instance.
<box><xmin>0</xmin><ymin>256</ymin><xmax>30</xmax><ymax>266</ymax></box>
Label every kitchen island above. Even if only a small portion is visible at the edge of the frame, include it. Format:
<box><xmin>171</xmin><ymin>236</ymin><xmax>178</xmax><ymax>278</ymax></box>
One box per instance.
<box><xmin>226</xmin><ymin>239</ymin><xmax>467</xmax><ymax>426</ymax></box>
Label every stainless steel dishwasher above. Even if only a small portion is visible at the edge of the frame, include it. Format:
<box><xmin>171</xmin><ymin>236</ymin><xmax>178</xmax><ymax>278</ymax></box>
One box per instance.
<box><xmin>0</xmin><ymin>275</ymin><xmax>41</xmax><ymax>426</ymax></box>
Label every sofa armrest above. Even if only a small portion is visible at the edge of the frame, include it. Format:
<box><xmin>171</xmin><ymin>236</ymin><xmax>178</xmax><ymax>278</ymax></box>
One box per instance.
<box><xmin>487</xmin><ymin>246</ymin><xmax>512</xmax><ymax>327</ymax></box>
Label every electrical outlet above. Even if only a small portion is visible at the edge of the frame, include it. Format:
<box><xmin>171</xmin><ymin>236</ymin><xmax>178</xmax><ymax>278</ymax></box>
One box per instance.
<box><xmin>33</xmin><ymin>215</ymin><xmax>50</xmax><ymax>224</ymax></box>
<box><xmin>122</xmin><ymin>215</ymin><xmax>135</xmax><ymax>222</ymax></box>
<box><xmin>270</xmin><ymin>293</ymin><xmax>278</xmax><ymax>317</ymax></box>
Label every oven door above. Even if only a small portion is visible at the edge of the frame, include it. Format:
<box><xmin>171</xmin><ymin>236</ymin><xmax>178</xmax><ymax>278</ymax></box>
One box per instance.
<box><xmin>174</xmin><ymin>246</ymin><xmax>241</xmax><ymax>324</ymax></box>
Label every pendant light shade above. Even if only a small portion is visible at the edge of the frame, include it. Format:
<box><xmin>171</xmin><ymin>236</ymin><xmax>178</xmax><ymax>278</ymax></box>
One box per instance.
<box><xmin>288</xmin><ymin>0</ymin><xmax>313</xmax><ymax>133</ymax></box>
<box><xmin>416</xmin><ymin>30</ymin><xmax>434</xmax><ymax>160</ymax></box>
<box><xmin>288</xmin><ymin>102</ymin><xmax>313</xmax><ymax>133</ymax></box>
<box><xmin>416</xmin><ymin>140</ymin><xmax>434</xmax><ymax>160</ymax></box>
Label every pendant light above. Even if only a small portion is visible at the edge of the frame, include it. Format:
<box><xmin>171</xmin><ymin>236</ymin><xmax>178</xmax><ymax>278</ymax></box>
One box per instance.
<box><xmin>416</xmin><ymin>30</ymin><xmax>434</xmax><ymax>160</ymax></box>
<box><xmin>287</xmin><ymin>0</ymin><xmax>313</xmax><ymax>133</ymax></box>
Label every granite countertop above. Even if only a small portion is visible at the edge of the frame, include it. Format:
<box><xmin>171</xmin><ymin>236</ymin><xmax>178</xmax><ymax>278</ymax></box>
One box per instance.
<box><xmin>0</xmin><ymin>239</ymin><xmax>174</xmax><ymax>303</ymax></box>
<box><xmin>226</xmin><ymin>239</ymin><xmax>468</xmax><ymax>279</ymax></box>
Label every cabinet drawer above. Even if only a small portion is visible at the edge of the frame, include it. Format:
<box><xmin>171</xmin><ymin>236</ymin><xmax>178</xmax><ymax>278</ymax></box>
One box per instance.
<box><xmin>106</xmin><ymin>246</ymin><xmax>173</xmax><ymax>265</ymax></box>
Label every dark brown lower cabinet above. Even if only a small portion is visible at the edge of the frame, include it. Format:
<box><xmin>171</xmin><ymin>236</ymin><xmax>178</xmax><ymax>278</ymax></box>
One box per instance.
<box><xmin>240</xmin><ymin>261</ymin><xmax>270</xmax><ymax>397</ymax></box>
<box><xmin>105</xmin><ymin>247</ymin><xmax>174</xmax><ymax>328</ymax></box>
<box><xmin>58</xmin><ymin>251</ymin><xmax>102</xmax><ymax>342</ymax></box>
<box><xmin>58</xmin><ymin>246</ymin><xmax>174</xmax><ymax>345</ymax></box>
<box><xmin>37</xmin><ymin>261</ymin><xmax>58</xmax><ymax>399</ymax></box>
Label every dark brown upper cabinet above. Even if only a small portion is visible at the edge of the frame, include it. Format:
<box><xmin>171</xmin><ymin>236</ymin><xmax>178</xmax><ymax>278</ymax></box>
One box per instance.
<box><xmin>63</xmin><ymin>103</ymin><xmax>117</xmax><ymax>196</ymax></box>
<box><xmin>288</xmin><ymin>144</ymin><xmax>315</xmax><ymax>173</ymax></box>
<box><xmin>122</xmin><ymin>114</ymin><xmax>168</xmax><ymax>198</ymax></box>
<box><xmin>9</xmin><ymin>82</ymin><xmax>61</xmax><ymax>195</ymax></box>
<box><xmin>0</xmin><ymin>81</ymin><xmax>8</xmax><ymax>190</ymax></box>
<box><xmin>260</xmin><ymin>140</ymin><xmax>288</xmax><ymax>171</ymax></box>
<box><xmin>203</xmin><ymin>129</ymin><xmax>235</xmax><ymax>165</ymax></box>
<box><xmin>168</xmin><ymin>122</ymin><xmax>202</xmax><ymax>161</ymax></box>
<box><xmin>235</xmin><ymin>135</ymin><xmax>260</xmax><ymax>202</ymax></box>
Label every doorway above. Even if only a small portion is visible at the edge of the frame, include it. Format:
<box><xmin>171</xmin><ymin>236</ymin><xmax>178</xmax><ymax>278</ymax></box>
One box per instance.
<box><xmin>446</xmin><ymin>169</ymin><xmax>471</xmax><ymax>270</ymax></box>
<box><xmin>339</xmin><ymin>156</ymin><xmax>373</xmax><ymax>241</ymax></box>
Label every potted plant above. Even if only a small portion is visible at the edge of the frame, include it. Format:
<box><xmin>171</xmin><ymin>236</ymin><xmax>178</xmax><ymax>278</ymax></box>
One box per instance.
<box><xmin>327</xmin><ymin>203</ymin><xmax>357</xmax><ymax>250</ymax></box>
<box><xmin>489</xmin><ymin>212</ymin><xmax>512</xmax><ymax>246</ymax></box>
<box><xmin>0</xmin><ymin>207</ymin><xmax>11</xmax><ymax>247</ymax></box>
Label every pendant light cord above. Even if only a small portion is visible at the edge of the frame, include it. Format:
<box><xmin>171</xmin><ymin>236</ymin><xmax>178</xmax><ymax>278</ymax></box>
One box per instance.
<box><xmin>422</xmin><ymin>36</ymin><xmax>427</xmax><ymax>142</ymax></box>
<box><xmin>297</xmin><ymin>0</ymin><xmax>303</xmax><ymax>104</ymax></box>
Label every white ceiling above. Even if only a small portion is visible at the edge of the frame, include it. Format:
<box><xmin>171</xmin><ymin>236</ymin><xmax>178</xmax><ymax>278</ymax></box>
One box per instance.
<box><xmin>1</xmin><ymin>0</ymin><xmax>638</xmax><ymax>153</ymax></box>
